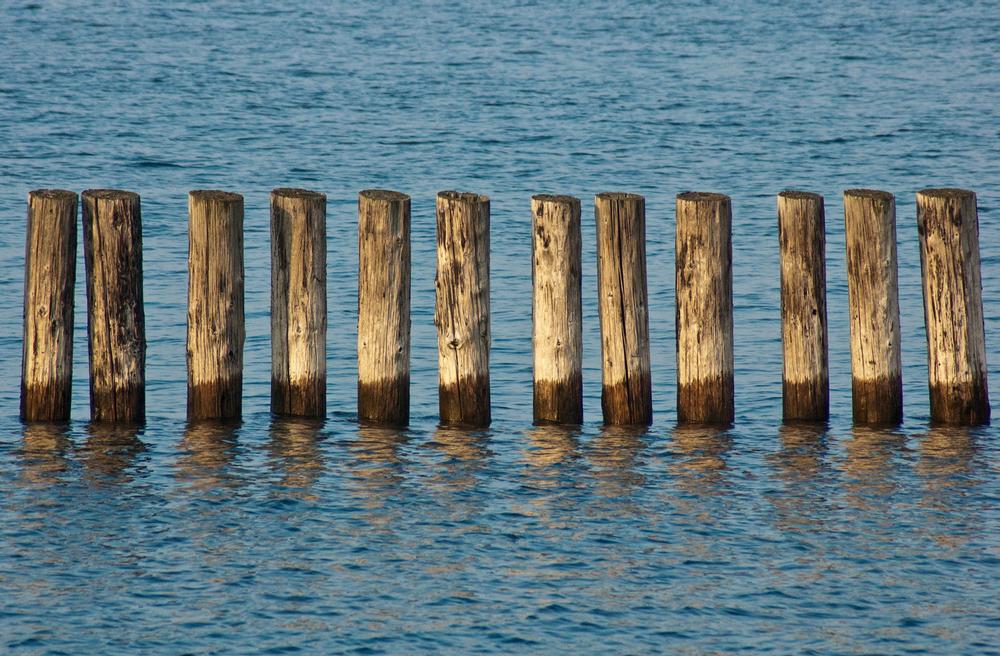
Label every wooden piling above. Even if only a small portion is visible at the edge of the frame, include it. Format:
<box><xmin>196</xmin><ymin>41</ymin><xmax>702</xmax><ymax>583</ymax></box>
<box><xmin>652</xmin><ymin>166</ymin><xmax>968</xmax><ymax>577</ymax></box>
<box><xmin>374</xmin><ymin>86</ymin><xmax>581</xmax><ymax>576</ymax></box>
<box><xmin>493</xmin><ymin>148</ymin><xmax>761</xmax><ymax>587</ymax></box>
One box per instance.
<box><xmin>358</xmin><ymin>189</ymin><xmax>411</xmax><ymax>426</ymax></box>
<box><xmin>777</xmin><ymin>191</ymin><xmax>829</xmax><ymax>422</ymax></box>
<box><xmin>20</xmin><ymin>189</ymin><xmax>77</xmax><ymax>422</ymax></box>
<box><xmin>435</xmin><ymin>191</ymin><xmax>491</xmax><ymax>428</ymax></box>
<box><xmin>187</xmin><ymin>190</ymin><xmax>245</xmax><ymax>422</ymax></box>
<box><xmin>675</xmin><ymin>192</ymin><xmax>734</xmax><ymax>424</ymax></box>
<box><xmin>916</xmin><ymin>188</ymin><xmax>990</xmax><ymax>425</ymax></box>
<box><xmin>844</xmin><ymin>189</ymin><xmax>902</xmax><ymax>425</ymax></box>
<box><xmin>82</xmin><ymin>189</ymin><xmax>146</xmax><ymax>424</ymax></box>
<box><xmin>595</xmin><ymin>192</ymin><xmax>651</xmax><ymax>426</ymax></box>
<box><xmin>532</xmin><ymin>194</ymin><xmax>583</xmax><ymax>425</ymax></box>
<box><xmin>270</xmin><ymin>188</ymin><xmax>327</xmax><ymax>418</ymax></box>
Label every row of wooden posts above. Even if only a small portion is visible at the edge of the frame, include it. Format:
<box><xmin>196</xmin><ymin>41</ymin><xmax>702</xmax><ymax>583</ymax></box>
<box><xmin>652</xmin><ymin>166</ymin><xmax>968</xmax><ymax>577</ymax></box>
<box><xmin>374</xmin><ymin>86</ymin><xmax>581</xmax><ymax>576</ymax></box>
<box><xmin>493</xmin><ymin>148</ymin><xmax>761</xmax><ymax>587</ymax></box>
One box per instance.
<box><xmin>19</xmin><ymin>187</ymin><xmax>990</xmax><ymax>428</ymax></box>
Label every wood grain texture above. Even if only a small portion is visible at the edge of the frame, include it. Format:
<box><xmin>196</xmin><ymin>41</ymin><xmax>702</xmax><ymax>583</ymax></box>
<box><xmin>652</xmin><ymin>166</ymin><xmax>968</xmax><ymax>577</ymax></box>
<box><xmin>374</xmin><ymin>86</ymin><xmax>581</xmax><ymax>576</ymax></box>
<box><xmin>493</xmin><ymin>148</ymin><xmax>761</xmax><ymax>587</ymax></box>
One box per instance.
<box><xmin>532</xmin><ymin>194</ymin><xmax>583</xmax><ymax>425</ymax></box>
<box><xmin>21</xmin><ymin>189</ymin><xmax>77</xmax><ymax>422</ymax></box>
<box><xmin>435</xmin><ymin>191</ymin><xmax>491</xmax><ymax>428</ymax></box>
<box><xmin>916</xmin><ymin>188</ymin><xmax>990</xmax><ymax>425</ymax></box>
<box><xmin>187</xmin><ymin>190</ymin><xmax>245</xmax><ymax>422</ymax></box>
<box><xmin>595</xmin><ymin>192</ymin><xmax>651</xmax><ymax>426</ymax></box>
<box><xmin>844</xmin><ymin>189</ymin><xmax>902</xmax><ymax>425</ymax></box>
<box><xmin>778</xmin><ymin>191</ymin><xmax>829</xmax><ymax>421</ymax></box>
<box><xmin>675</xmin><ymin>192</ymin><xmax>734</xmax><ymax>424</ymax></box>
<box><xmin>270</xmin><ymin>188</ymin><xmax>327</xmax><ymax>418</ymax></box>
<box><xmin>358</xmin><ymin>189</ymin><xmax>410</xmax><ymax>426</ymax></box>
<box><xmin>82</xmin><ymin>189</ymin><xmax>145</xmax><ymax>424</ymax></box>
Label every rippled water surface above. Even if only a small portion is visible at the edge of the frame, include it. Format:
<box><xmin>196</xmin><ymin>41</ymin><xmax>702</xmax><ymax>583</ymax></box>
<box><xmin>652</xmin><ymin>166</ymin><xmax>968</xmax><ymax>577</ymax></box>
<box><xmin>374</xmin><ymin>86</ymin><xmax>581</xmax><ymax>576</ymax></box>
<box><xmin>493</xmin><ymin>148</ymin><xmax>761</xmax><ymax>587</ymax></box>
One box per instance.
<box><xmin>2</xmin><ymin>1</ymin><xmax>1000</xmax><ymax>653</ymax></box>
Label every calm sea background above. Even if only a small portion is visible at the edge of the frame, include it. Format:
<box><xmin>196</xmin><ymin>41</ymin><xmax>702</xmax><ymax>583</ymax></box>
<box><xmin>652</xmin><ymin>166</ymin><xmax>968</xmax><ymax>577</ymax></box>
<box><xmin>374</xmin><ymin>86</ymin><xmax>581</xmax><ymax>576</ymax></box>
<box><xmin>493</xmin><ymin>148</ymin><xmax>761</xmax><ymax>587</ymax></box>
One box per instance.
<box><xmin>2</xmin><ymin>1</ymin><xmax>999</xmax><ymax>653</ymax></box>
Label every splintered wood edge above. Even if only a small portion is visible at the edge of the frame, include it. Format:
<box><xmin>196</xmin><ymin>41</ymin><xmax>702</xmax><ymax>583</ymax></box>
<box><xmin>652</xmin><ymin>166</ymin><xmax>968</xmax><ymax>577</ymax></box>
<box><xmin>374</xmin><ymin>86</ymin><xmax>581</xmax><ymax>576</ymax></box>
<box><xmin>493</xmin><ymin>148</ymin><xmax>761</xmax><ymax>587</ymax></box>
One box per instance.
<box><xmin>82</xmin><ymin>189</ymin><xmax>139</xmax><ymax>202</ymax></box>
<box><xmin>917</xmin><ymin>188</ymin><xmax>974</xmax><ymax>200</ymax></box>
<box><xmin>272</xmin><ymin>187</ymin><xmax>327</xmax><ymax>201</ymax></box>
<box><xmin>778</xmin><ymin>190</ymin><xmax>822</xmax><ymax>202</ymax></box>
<box><xmin>29</xmin><ymin>189</ymin><xmax>77</xmax><ymax>201</ymax></box>
<box><xmin>677</xmin><ymin>191</ymin><xmax>729</xmax><ymax>203</ymax></box>
<box><xmin>437</xmin><ymin>190</ymin><xmax>489</xmax><ymax>203</ymax></box>
<box><xmin>190</xmin><ymin>189</ymin><xmax>243</xmax><ymax>203</ymax></box>
<box><xmin>532</xmin><ymin>194</ymin><xmax>581</xmax><ymax>206</ymax></box>
<box><xmin>595</xmin><ymin>191</ymin><xmax>644</xmax><ymax>202</ymax></box>
<box><xmin>360</xmin><ymin>189</ymin><xmax>409</xmax><ymax>202</ymax></box>
<box><xmin>844</xmin><ymin>189</ymin><xmax>893</xmax><ymax>201</ymax></box>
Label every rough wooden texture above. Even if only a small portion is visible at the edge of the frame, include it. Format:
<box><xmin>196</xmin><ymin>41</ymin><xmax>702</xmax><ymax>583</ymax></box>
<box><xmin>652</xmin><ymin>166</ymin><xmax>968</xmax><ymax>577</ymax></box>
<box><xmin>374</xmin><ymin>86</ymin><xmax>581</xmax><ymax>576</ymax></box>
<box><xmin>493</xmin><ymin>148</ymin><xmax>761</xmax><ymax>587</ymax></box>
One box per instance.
<box><xmin>270</xmin><ymin>188</ymin><xmax>327</xmax><ymax>418</ymax></box>
<box><xmin>675</xmin><ymin>192</ymin><xmax>734</xmax><ymax>424</ymax></box>
<box><xmin>844</xmin><ymin>189</ymin><xmax>903</xmax><ymax>425</ymax></box>
<box><xmin>82</xmin><ymin>189</ymin><xmax>146</xmax><ymax>424</ymax></box>
<box><xmin>435</xmin><ymin>191</ymin><xmax>491</xmax><ymax>428</ymax></box>
<box><xmin>916</xmin><ymin>188</ymin><xmax>990</xmax><ymax>425</ymax></box>
<box><xmin>595</xmin><ymin>192</ymin><xmax>652</xmax><ymax>426</ymax></box>
<box><xmin>187</xmin><ymin>190</ymin><xmax>245</xmax><ymax>422</ymax></box>
<box><xmin>778</xmin><ymin>191</ymin><xmax>829</xmax><ymax>421</ymax></box>
<box><xmin>532</xmin><ymin>194</ymin><xmax>583</xmax><ymax>425</ymax></box>
<box><xmin>21</xmin><ymin>189</ymin><xmax>77</xmax><ymax>422</ymax></box>
<box><xmin>358</xmin><ymin>189</ymin><xmax>411</xmax><ymax>426</ymax></box>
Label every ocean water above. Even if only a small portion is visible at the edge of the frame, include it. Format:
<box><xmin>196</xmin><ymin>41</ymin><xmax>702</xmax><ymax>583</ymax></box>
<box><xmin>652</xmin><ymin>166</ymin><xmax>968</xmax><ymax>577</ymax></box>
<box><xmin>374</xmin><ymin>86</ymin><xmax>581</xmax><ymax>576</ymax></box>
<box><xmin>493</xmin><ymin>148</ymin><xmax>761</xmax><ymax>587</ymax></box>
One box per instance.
<box><xmin>1</xmin><ymin>1</ymin><xmax>999</xmax><ymax>653</ymax></box>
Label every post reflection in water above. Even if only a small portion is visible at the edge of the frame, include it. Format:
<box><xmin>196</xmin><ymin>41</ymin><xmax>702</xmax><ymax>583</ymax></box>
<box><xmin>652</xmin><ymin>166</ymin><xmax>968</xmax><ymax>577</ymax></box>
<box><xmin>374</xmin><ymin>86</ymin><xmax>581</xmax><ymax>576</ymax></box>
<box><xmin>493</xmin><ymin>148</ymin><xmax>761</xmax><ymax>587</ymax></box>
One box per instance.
<box><xmin>80</xmin><ymin>423</ymin><xmax>146</xmax><ymax>485</ymax></box>
<box><xmin>348</xmin><ymin>424</ymin><xmax>409</xmax><ymax>495</ymax></box>
<box><xmin>667</xmin><ymin>424</ymin><xmax>734</xmax><ymax>496</ymax></box>
<box><xmin>18</xmin><ymin>422</ymin><xmax>72</xmax><ymax>487</ymax></box>
<box><xmin>915</xmin><ymin>425</ymin><xmax>984</xmax><ymax>550</ymax></box>
<box><xmin>767</xmin><ymin>422</ymin><xmax>831</xmax><ymax>533</ymax></box>
<box><xmin>843</xmin><ymin>425</ymin><xmax>908</xmax><ymax>509</ymax></box>
<box><xmin>175</xmin><ymin>421</ymin><xmax>241</xmax><ymax>491</ymax></box>
<box><xmin>587</xmin><ymin>425</ymin><xmax>648</xmax><ymax>499</ymax></box>
<box><xmin>425</xmin><ymin>426</ymin><xmax>491</xmax><ymax>493</ymax></box>
<box><xmin>268</xmin><ymin>416</ymin><xmax>325</xmax><ymax>495</ymax></box>
<box><xmin>523</xmin><ymin>424</ymin><xmax>580</xmax><ymax>469</ymax></box>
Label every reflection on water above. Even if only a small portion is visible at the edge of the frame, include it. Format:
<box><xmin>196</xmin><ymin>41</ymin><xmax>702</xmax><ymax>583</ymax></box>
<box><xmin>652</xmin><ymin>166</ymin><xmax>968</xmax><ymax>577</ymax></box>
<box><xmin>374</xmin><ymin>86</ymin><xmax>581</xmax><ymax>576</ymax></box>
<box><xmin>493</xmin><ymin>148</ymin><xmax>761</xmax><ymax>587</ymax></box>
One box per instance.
<box><xmin>768</xmin><ymin>423</ymin><xmax>830</xmax><ymax>533</ymax></box>
<box><xmin>587</xmin><ymin>425</ymin><xmax>647</xmax><ymax>498</ymax></box>
<box><xmin>843</xmin><ymin>426</ymin><xmax>908</xmax><ymax>508</ymax></box>
<box><xmin>79</xmin><ymin>423</ymin><xmax>146</xmax><ymax>485</ymax></box>
<box><xmin>175</xmin><ymin>421</ymin><xmax>241</xmax><ymax>491</ymax></box>
<box><xmin>668</xmin><ymin>424</ymin><xmax>734</xmax><ymax>495</ymax></box>
<box><xmin>523</xmin><ymin>424</ymin><xmax>580</xmax><ymax>469</ymax></box>
<box><xmin>268</xmin><ymin>416</ymin><xmax>325</xmax><ymax>494</ymax></box>
<box><xmin>348</xmin><ymin>425</ymin><xmax>409</xmax><ymax>493</ymax></box>
<box><xmin>423</xmin><ymin>427</ymin><xmax>491</xmax><ymax>494</ymax></box>
<box><xmin>18</xmin><ymin>422</ymin><xmax>72</xmax><ymax>487</ymax></box>
<box><xmin>915</xmin><ymin>426</ymin><xmax>984</xmax><ymax>550</ymax></box>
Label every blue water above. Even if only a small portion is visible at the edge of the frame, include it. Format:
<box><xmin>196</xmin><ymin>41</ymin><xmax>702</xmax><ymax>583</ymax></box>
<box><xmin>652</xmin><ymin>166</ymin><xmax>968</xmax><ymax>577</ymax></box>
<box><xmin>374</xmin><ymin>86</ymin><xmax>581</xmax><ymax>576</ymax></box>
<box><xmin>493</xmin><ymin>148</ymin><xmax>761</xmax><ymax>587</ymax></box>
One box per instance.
<box><xmin>2</xmin><ymin>1</ymin><xmax>1000</xmax><ymax>653</ymax></box>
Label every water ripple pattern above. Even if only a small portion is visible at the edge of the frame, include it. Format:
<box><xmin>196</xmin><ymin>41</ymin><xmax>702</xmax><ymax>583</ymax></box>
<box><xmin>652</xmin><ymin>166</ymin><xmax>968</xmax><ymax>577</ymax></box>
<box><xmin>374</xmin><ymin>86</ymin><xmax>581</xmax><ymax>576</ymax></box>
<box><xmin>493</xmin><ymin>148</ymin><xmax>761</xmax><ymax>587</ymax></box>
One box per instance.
<box><xmin>1</xmin><ymin>1</ymin><xmax>999</xmax><ymax>653</ymax></box>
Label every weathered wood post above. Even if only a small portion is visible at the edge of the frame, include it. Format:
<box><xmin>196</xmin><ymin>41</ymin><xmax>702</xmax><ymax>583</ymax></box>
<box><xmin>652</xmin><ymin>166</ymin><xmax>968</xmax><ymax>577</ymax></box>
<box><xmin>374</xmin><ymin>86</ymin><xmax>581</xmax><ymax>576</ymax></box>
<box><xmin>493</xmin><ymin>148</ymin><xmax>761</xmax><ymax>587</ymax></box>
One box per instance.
<box><xmin>777</xmin><ymin>191</ymin><xmax>829</xmax><ymax>422</ymax></box>
<box><xmin>21</xmin><ymin>189</ymin><xmax>77</xmax><ymax>422</ymax></box>
<box><xmin>435</xmin><ymin>191</ymin><xmax>491</xmax><ymax>428</ymax></box>
<box><xmin>358</xmin><ymin>189</ymin><xmax>411</xmax><ymax>426</ymax></box>
<box><xmin>916</xmin><ymin>188</ymin><xmax>990</xmax><ymax>425</ymax></box>
<box><xmin>82</xmin><ymin>189</ymin><xmax>146</xmax><ymax>424</ymax></box>
<box><xmin>595</xmin><ymin>192</ymin><xmax>652</xmax><ymax>426</ymax></box>
<box><xmin>187</xmin><ymin>190</ymin><xmax>245</xmax><ymax>422</ymax></box>
<box><xmin>270</xmin><ymin>188</ymin><xmax>327</xmax><ymax>418</ymax></box>
<box><xmin>675</xmin><ymin>192</ymin><xmax>734</xmax><ymax>424</ymax></box>
<box><xmin>532</xmin><ymin>194</ymin><xmax>583</xmax><ymax>425</ymax></box>
<box><xmin>844</xmin><ymin>189</ymin><xmax>903</xmax><ymax>425</ymax></box>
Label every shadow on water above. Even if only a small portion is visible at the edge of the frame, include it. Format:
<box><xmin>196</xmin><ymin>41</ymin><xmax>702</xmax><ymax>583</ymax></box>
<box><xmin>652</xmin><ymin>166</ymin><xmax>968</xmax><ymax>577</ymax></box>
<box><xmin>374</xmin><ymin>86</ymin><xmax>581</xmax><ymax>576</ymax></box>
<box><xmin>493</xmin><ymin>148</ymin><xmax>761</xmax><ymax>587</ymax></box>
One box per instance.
<box><xmin>843</xmin><ymin>425</ymin><xmax>908</xmax><ymax>509</ymax></box>
<box><xmin>18</xmin><ymin>422</ymin><xmax>72</xmax><ymax>487</ymax></box>
<box><xmin>667</xmin><ymin>423</ymin><xmax>734</xmax><ymax>496</ymax></box>
<box><xmin>586</xmin><ymin>425</ymin><xmax>648</xmax><ymax>498</ymax></box>
<box><xmin>79</xmin><ymin>423</ymin><xmax>146</xmax><ymax>485</ymax></box>
<box><xmin>268</xmin><ymin>416</ymin><xmax>325</xmax><ymax>493</ymax></box>
<box><xmin>175</xmin><ymin>420</ymin><xmax>242</xmax><ymax>491</ymax></box>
